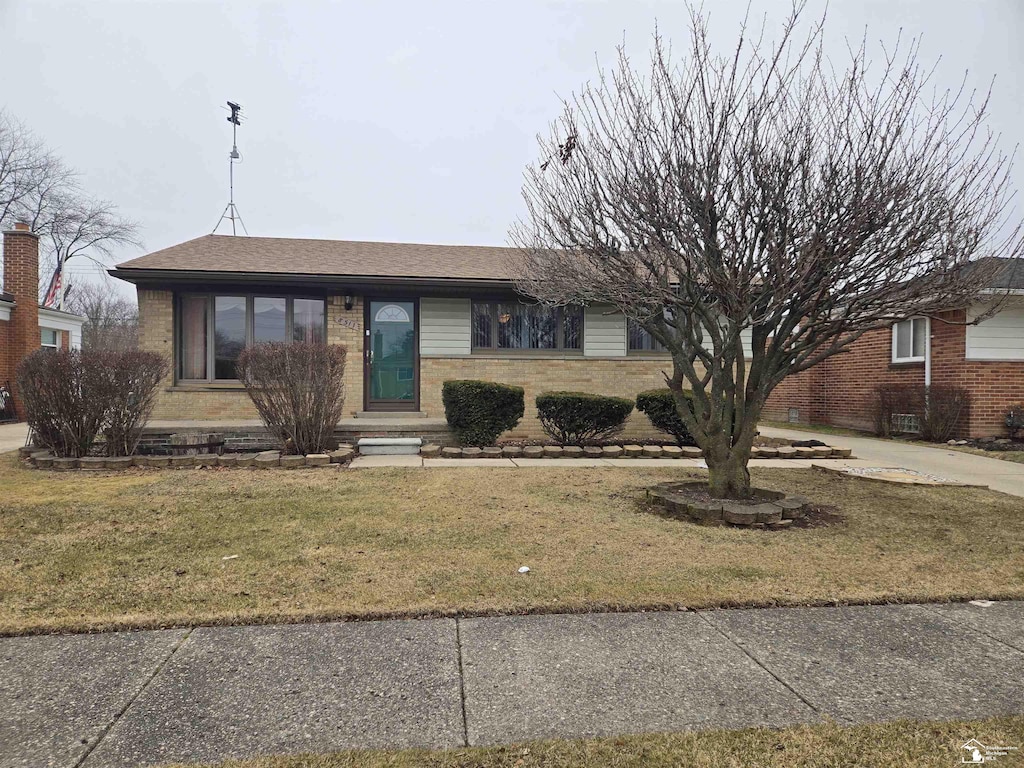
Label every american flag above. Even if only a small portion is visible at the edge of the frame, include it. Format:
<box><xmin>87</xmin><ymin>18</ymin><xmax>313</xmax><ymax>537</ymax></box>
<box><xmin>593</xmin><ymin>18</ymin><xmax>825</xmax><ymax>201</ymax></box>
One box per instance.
<box><xmin>43</xmin><ymin>263</ymin><xmax>65</xmax><ymax>309</ymax></box>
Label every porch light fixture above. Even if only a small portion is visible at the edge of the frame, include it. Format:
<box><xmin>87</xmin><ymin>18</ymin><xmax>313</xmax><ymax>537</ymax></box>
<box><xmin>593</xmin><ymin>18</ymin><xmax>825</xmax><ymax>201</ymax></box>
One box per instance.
<box><xmin>344</xmin><ymin>294</ymin><xmax>354</xmax><ymax>311</ymax></box>
<box><xmin>498</xmin><ymin>312</ymin><xmax>511</xmax><ymax>324</ymax></box>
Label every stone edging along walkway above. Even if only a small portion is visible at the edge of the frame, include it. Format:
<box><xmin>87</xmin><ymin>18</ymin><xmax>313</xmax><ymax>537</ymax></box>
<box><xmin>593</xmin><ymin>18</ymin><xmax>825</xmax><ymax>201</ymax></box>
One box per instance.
<box><xmin>19</xmin><ymin>442</ymin><xmax>853</xmax><ymax>471</ymax></box>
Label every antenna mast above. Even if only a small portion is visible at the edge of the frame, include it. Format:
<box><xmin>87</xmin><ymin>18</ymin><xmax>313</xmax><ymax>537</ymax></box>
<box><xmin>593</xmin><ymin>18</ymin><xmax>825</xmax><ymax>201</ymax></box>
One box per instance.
<box><xmin>213</xmin><ymin>101</ymin><xmax>249</xmax><ymax>235</ymax></box>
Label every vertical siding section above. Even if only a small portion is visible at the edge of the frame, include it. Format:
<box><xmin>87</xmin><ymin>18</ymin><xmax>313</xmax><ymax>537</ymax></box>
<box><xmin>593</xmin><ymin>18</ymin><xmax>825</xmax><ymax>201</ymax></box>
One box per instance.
<box><xmin>420</xmin><ymin>297</ymin><xmax>471</xmax><ymax>356</ymax></box>
<box><xmin>584</xmin><ymin>305</ymin><xmax>627</xmax><ymax>357</ymax></box>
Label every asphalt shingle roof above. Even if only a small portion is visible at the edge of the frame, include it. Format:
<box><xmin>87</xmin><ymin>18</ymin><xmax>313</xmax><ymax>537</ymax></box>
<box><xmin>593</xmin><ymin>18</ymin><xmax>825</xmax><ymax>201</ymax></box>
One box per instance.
<box><xmin>115</xmin><ymin>235</ymin><xmax>520</xmax><ymax>281</ymax></box>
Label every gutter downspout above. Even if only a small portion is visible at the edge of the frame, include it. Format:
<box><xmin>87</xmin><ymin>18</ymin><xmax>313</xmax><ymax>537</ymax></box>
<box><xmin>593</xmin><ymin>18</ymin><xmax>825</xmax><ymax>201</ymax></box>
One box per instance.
<box><xmin>924</xmin><ymin>316</ymin><xmax>932</xmax><ymax>389</ymax></box>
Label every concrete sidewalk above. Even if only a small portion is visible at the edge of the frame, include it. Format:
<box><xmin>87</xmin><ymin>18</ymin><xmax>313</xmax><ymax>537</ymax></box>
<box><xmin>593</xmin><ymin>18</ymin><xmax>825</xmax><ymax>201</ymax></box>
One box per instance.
<box><xmin>0</xmin><ymin>421</ymin><xmax>28</xmax><ymax>454</ymax></box>
<box><xmin>760</xmin><ymin>425</ymin><xmax>1024</xmax><ymax>498</ymax></box>
<box><xmin>2</xmin><ymin>601</ymin><xmax>1021</xmax><ymax>767</ymax></box>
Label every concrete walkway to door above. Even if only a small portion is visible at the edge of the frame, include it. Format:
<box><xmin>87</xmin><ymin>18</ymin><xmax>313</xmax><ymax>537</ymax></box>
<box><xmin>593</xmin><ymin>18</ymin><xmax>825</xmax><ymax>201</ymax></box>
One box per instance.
<box><xmin>758</xmin><ymin>425</ymin><xmax>1024</xmax><ymax>498</ymax></box>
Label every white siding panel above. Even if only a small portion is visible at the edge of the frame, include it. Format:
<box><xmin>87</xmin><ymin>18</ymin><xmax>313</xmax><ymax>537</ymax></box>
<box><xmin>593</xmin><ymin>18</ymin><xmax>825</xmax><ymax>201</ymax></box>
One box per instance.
<box><xmin>966</xmin><ymin>300</ymin><xmax>1024</xmax><ymax>361</ymax></box>
<box><xmin>584</xmin><ymin>305</ymin><xmax>627</xmax><ymax>357</ymax></box>
<box><xmin>740</xmin><ymin>327</ymin><xmax>753</xmax><ymax>360</ymax></box>
<box><xmin>420</xmin><ymin>297</ymin><xmax>471</xmax><ymax>356</ymax></box>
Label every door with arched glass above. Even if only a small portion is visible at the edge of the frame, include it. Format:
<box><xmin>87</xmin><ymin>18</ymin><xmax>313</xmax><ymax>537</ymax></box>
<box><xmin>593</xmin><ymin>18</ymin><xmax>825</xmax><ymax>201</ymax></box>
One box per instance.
<box><xmin>365</xmin><ymin>299</ymin><xmax>419</xmax><ymax>411</ymax></box>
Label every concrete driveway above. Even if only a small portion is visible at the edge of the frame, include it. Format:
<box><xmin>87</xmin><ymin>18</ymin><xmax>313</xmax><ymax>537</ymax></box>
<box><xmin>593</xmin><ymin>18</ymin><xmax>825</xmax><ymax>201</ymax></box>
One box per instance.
<box><xmin>0</xmin><ymin>422</ymin><xmax>28</xmax><ymax>454</ymax></box>
<box><xmin>760</xmin><ymin>425</ymin><xmax>1024</xmax><ymax>498</ymax></box>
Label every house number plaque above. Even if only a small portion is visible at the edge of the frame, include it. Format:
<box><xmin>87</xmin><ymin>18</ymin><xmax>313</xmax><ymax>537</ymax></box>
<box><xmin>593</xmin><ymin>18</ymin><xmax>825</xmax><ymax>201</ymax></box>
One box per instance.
<box><xmin>334</xmin><ymin>317</ymin><xmax>361</xmax><ymax>331</ymax></box>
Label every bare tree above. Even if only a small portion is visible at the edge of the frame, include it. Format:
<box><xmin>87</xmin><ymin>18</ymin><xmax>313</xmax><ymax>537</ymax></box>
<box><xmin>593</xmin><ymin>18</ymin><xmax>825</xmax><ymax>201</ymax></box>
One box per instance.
<box><xmin>0</xmin><ymin>110</ymin><xmax>67</xmax><ymax>225</ymax></box>
<box><xmin>511</xmin><ymin>5</ymin><xmax>1021</xmax><ymax>498</ymax></box>
<box><xmin>65</xmin><ymin>281</ymin><xmax>139</xmax><ymax>351</ymax></box>
<box><xmin>0</xmin><ymin>109</ymin><xmax>139</xmax><ymax>306</ymax></box>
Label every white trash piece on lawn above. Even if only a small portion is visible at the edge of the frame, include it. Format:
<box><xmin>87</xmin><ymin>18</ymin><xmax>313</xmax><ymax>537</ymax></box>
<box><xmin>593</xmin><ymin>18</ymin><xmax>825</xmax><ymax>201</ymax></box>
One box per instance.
<box><xmin>969</xmin><ymin>599</ymin><xmax>995</xmax><ymax>607</ymax></box>
<box><xmin>222</xmin><ymin>554</ymin><xmax>240</xmax><ymax>561</ymax></box>
<box><xmin>518</xmin><ymin>566</ymin><xmax>530</xmax><ymax>574</ymax></box>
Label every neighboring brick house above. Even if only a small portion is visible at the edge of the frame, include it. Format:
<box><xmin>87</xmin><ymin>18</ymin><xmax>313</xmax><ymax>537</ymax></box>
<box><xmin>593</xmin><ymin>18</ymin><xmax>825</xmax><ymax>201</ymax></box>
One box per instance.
<box><xmin>764</xmin><ymin>258</ymin><xmax>1024</xmax><ymax>438</ymax></box>
<box><xmin>1</xmin><ymin>223</ymin><xmax>85</xmax><ymax>421</ymax></box>
<box><xmin>111</xmin><ymin>234</ymin><xmax>706</xmax><ymax>439</ymax></box>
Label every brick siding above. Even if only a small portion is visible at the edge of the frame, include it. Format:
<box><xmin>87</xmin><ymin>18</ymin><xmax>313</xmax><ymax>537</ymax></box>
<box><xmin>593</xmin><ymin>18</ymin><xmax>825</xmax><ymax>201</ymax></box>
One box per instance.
<box><xmin>2</xmin><ymin>227</ymin><xmax>41</xmax><ymax>419</ymax></box>
<box><xmin>765</xmin><ymin>314</ymin><xmax>1024</xmax><ymax>438</ymax></box>
<box><xmin>139</xmin><ymin>288</ymin><xmax>681</xmax><ymax>439</ymax></box>
<box><xmin>420</xmin><ymin>355</ymin><xmax>674</xmax><ymax>439</ymax></box>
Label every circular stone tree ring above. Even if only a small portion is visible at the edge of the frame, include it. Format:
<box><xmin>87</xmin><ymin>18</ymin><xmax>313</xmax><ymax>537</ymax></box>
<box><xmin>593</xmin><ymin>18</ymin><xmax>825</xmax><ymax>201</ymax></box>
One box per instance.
<box><xmin>647</xmin><ymin>481</ymin><xmax>811</xmax><ymax>529</ymax></box>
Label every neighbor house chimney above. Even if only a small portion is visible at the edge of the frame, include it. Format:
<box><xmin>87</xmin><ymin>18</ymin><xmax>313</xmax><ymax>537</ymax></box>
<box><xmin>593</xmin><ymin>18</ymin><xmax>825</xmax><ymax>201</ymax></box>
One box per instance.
<box><xmin>2</xmin><ymin>221</ymin><xmax>41</xmax><ymax>419</ymax></box>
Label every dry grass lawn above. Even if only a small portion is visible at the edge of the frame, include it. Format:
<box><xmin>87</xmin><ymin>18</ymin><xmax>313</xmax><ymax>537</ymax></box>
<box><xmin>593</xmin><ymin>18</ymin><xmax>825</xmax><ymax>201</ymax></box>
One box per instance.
<box><xmin>170</xmin><ymin>717</ymin><xmax>1024</xmax><ymax>768</ymax></box>
<box><xmin>1</xmin><ymin>454</ymin><xmax>1022</xmax><ymax>634</ymax></box>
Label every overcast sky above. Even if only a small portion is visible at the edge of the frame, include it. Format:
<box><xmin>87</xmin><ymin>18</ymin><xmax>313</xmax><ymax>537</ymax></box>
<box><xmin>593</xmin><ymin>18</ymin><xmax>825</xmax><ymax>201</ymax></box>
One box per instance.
<box><xmin>2</xmin><ymin>0</ymin><xmax>1022</xmax><ymax>301</ymax></box>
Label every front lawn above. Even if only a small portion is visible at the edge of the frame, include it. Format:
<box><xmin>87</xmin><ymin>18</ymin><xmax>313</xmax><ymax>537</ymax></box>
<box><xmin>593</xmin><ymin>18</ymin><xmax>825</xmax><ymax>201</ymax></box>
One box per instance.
<box><xmin>172</xmin><ymin>716</ymin><xmax>1024</xmax><ymax>768</ymax></box>
<box><xmin>1</xmin><ymin>454</ymin><xmax>1022</xmax><ymax>634</ymax></box>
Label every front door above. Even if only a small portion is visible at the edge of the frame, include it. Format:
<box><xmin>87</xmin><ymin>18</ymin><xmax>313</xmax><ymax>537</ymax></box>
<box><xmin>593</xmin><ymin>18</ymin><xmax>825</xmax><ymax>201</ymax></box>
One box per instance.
<box><xmin>365</xmin><ymin>299</ymin><xmax>419</xmax><ymax>411</ymax></box>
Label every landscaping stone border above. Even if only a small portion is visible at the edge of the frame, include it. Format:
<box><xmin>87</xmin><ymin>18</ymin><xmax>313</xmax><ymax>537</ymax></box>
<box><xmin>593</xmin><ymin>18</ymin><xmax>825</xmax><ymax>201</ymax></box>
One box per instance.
<box><xmin>646</xmin><ymin>481</ymin><xmax>812</xmax><ymax>529</ymax></box>
<box><xmin>22</xmin><ymin>442</ymin><xmax>854</xmax><ymax>471</ymax></box>
<box><xmin>22</xmin><ymin>445</ymin><xmax>357</xmax><ymax>472</ymax></box>
<box><xmin>416</xmin><ymin>444</ymin><xmax>853</xmax><ymax>460</ymax></box>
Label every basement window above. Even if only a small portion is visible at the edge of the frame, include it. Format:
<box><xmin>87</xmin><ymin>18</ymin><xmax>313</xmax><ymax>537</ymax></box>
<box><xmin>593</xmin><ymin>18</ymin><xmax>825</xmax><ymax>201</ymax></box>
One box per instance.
<box><xmin>891</xmin><ymin>413</ymin><xmax>921</xmax><ymax>434</ymax></box>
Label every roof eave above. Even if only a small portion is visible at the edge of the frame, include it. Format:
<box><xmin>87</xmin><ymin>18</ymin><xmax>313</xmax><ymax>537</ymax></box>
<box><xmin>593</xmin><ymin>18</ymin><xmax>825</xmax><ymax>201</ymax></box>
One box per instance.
<box><xmin>108</xmin><ymin>267</ymin><xmax>517</xmax><ymax>291</ymax></box>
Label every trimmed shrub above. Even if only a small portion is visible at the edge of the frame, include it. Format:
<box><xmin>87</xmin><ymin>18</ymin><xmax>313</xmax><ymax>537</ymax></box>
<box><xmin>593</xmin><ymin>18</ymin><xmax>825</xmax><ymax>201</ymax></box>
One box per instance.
<box><xmin>442</xmin><ymin>380</ymin><xmax>524</xmax><ymax>446</ymax></box>
<box><xmin>237</xmin><ymin>342</ymin><xmax>347</xmax><ymax>455</ymax></box>
<box><xmin>636</xmin><ymin>389</ymin><xmax>697</xmax><ymax>446</ymax></box>
<box><xmin>536</xmin><ymin>391</ymin><xmax>634</xmax><ymax>444</ymax></box>
<box><xmin>1006</xmin><ymin>404</ymin><xmax>1024</xmax><ymax>438</ymax></box>
<box><xmin>16</xmin><ymin>348</ymin><xmax>168</xmax><ymax>458</ymax></box>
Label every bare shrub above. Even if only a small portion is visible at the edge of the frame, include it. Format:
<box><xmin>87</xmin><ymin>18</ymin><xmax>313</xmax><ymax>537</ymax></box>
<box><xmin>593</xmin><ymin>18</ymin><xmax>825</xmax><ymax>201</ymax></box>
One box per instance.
<box><xmin>16</xmin><ymin>349</ymin><xmax>109</xmax><ymax>457</ymax></box>
<box><xmin>874</xmin><ymin>383</ymin><xmax>970</xmax><ymax>441</ymax></box>
<box><xmin>100</xmin><ymin>350</ymin><xmax>169</xmax><ymax>456</ymax></box>
<box><xmin>874</xmin><ymin>384</ymin><xmax>926</xmax><ymax>438</ymax></box>
<box><xmin>237</xmin><ymin>343</ymin><xmax>347</xmax><ymax>455</ymax></box>
<box><xmin>920</xmin><ymin>386</ymin><xmax>971</xmax><ymax>443</ymax></box>
<box><xmin>16</xmin><ymin>348</ymin><xmax>169</xmax><ymax>457</ymax></box>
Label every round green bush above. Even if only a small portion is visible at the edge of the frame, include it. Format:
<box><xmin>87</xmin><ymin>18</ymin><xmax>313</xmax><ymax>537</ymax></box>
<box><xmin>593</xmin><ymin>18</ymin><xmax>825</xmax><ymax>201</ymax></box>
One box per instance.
<box><xmin>635</xmin><ymin>388</ymin><xmax>697</xmax><ymax>446</ymax></box>
<box><xmin>535</xmin><ymin>391</ymin><xmax>635</xmax><ymax>445</ymax></box>
<box><xmin>442</xmin><ymin>380</ymin><xmax>525</xmax><ymax>446</ymax></box>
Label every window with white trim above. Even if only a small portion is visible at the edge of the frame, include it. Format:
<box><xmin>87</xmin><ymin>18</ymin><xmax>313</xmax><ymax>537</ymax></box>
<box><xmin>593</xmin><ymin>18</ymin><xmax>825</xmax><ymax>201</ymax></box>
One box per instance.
<box><xmin>892</xmin><ymin>317</ymin><xmax>927</xmax><ymax>363</ymax></box>
<box><xmin>40</xmin><ymin>328</ymin><xmax>59</xmax><ymax>349</ymax></box>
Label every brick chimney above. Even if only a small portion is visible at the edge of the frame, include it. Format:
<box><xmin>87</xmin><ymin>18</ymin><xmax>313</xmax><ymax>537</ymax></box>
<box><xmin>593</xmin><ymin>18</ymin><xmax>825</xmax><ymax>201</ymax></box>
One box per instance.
<box><xmin>2</xmin><ymin>221</ymin><xmax>41</xmax><ymax>419</ymax></box>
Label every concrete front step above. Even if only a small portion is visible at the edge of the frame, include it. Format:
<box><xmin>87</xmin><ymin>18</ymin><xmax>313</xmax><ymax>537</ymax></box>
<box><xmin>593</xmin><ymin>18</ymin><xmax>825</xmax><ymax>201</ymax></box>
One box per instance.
<box><xmin>353</xmin><ymin>411</ymin><xmax>428</xmax><ymax>419</ymax></box>
<box><xmin>357</xmin><ymin>437</ymin><xmax>424</xmax><ymax>455</ymax></box>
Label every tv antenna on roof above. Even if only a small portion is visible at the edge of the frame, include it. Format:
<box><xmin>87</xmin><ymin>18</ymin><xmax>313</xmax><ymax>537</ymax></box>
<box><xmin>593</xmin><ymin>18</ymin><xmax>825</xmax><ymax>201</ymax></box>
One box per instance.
<box><xmin>213</xmin><ymin>100</ymin><xmax>249</xmax><ymax>235</ymax></box>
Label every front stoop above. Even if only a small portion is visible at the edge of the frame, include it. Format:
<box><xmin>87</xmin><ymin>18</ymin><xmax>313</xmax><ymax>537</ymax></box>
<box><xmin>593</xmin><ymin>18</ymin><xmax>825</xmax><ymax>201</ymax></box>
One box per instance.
<box><xmin>357</xmin><ymin>437</ymin><xmax>423</xmax><ymax>455</ymax></box>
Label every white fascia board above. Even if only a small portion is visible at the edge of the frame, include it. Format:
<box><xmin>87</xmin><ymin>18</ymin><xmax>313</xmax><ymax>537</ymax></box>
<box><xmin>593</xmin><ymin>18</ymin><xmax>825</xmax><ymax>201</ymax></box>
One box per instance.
<box><xmin>38</xmin><ymin>307</ymin><xmax>85</xmax><ymax>334</ymax></box>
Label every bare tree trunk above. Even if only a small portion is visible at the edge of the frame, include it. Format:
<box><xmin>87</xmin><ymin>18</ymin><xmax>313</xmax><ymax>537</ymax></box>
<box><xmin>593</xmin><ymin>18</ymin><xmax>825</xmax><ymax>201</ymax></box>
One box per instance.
<box><xmin>704</xmin><ymin>442</ymin><xmax>753</xmax><ymax>499</ymax></box>
<box><xmin>700</xmin><ymin>405</ymin><xmax>759</xmax><ymax>499</ymax></box>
